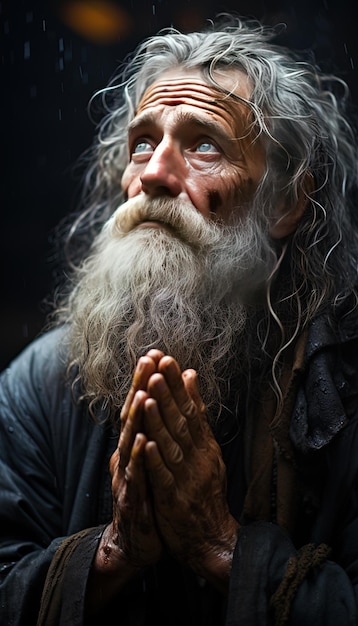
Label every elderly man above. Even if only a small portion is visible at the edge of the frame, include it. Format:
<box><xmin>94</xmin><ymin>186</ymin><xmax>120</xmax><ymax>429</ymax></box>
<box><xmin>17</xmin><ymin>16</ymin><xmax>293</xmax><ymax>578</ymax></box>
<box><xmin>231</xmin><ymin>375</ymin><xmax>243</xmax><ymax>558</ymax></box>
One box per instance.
<box><xmin>1</xmin><ymin>16</ymin><xmax>358</xmax><ymax>625</ymax></box>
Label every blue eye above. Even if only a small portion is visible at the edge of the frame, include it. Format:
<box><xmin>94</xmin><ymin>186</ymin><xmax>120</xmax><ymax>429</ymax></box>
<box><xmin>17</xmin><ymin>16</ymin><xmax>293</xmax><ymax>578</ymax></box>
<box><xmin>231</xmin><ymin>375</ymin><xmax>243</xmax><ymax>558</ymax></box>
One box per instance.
<box><xmin>133</xmin><ymin>141</ymin><xmax>152</xmax><ymax>154</ymax></box>
<box><xmin>195</xmin><ymin>142</ymin><xmax>217</xmax><ymax>153</ymax></box>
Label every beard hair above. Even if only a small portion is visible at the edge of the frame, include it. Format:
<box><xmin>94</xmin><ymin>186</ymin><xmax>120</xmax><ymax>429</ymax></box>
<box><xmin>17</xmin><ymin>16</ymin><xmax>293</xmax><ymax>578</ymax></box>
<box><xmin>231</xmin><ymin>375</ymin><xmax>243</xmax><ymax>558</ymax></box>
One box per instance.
<box><xmin>64</xmin><ymin>194</ymin><xmax>276</xmax><ymax>423</ymax></box>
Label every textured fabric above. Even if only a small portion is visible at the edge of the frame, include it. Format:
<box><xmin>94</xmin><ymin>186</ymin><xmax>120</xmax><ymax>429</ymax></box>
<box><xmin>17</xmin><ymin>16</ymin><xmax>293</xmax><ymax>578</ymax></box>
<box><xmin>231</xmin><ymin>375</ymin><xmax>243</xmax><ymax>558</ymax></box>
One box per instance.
<box><xmin>0</xmin><ymin>327</ymin><xmax>115</xmax><ymax>625</ymax></box>
<box><xmin>37</xmin><ymin>527</ymin><xmax>106</xmax><ymax>626</ymax></box>
<box><xmin>242</xmin><ymin>330</ymin><xmax>307</xmax><ymax>533</ymax></box>
<box><xmin>226</xmin><ymin>522</ymin><xmax>357</xmax><ymax>626</ymax></box>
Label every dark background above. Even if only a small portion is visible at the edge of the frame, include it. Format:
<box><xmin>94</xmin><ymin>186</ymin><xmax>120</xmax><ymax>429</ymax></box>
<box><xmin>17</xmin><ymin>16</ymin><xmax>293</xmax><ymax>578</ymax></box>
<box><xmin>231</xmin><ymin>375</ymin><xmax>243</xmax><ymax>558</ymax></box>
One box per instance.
<box><xmin>1</xmin><ymin>0</ymin><xmax>357</xmax><ymax>370</ymax></box>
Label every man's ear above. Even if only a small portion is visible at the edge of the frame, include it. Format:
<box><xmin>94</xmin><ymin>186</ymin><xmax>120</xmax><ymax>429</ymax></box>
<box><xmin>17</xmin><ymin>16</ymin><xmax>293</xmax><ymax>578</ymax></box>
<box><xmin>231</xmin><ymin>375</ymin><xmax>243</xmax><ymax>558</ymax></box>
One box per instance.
<box><xmin>270</xmin><ymin>173</ymin><xmax>315</xmax><ymax>239</ymax></box>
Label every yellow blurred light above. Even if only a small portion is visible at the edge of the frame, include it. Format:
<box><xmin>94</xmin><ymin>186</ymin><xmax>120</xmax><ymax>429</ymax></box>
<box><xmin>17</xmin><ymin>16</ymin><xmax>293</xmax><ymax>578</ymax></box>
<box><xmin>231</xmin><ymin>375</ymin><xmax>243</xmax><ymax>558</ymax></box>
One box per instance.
<box><xmin>58</xmin><ymin>0</ymin><xmax>132</xmax><ymax>43</ymax></box>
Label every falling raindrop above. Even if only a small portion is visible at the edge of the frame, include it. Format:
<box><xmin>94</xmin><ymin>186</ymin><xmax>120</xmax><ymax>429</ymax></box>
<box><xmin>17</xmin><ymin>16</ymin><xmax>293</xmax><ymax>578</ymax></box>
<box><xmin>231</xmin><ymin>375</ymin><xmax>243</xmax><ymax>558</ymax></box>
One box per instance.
<box><xmin>42</xmin><ymin>19</ymin><xmax>46</xmax><ymax>31</ymax></box>
<box><xmin>24</xmin><ymin>41</ymin><xmax>30</xmax><ymax>60</ymax></box>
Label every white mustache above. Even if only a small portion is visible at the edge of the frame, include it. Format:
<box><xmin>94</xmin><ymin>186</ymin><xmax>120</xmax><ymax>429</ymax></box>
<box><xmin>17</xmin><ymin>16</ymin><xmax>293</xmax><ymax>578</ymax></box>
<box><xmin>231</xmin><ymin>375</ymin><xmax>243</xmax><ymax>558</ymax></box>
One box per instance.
<box><xmin>108</xmin><ymin>195</ymin><xmax>222</xmax><ymax>247</ymax></box>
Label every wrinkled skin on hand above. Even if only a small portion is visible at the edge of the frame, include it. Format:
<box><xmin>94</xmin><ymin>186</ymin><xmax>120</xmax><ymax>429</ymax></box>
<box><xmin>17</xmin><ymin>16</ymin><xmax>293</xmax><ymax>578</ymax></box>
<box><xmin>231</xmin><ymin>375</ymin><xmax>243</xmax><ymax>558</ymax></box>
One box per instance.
<box><xmin>109</xmin><ymin>349</ymin><xmax>239</xmax><ymax>585</ymax></box>
<box><xmin>109</xmin><ymin>350</ymin><xmax>164</xmax><ymax>569</ymax></box>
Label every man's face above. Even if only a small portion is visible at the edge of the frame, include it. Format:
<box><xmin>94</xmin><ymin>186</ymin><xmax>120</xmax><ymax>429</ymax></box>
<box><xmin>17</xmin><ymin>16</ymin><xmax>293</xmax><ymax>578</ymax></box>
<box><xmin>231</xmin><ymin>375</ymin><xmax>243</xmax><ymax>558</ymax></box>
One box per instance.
<box><xmin>121</xmin><ymin>68</ymin><xmax>266</xmax><ymax>224</ymax></box>
<box><xmin>67</xmin><ymin>71</ymin><xmax>277</xmax><ymax>415</ymax></box>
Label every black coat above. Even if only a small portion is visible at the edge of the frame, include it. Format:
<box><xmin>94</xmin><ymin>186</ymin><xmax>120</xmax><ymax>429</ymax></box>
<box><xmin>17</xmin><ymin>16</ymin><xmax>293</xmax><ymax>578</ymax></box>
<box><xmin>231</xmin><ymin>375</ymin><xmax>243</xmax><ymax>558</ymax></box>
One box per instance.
<box><xmin>0</xmin><ymin>300</ymin><xmax>358</xmax><ymax>625</ymax></box>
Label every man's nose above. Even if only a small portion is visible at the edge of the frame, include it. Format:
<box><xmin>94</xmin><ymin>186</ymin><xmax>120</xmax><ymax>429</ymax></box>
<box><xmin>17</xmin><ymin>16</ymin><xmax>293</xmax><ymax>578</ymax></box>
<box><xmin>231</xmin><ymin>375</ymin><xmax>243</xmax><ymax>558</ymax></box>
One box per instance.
<box><xmin>140</xmin><ymin>142</ymin><xmax>183</xmax><ymax>197</ymax></box>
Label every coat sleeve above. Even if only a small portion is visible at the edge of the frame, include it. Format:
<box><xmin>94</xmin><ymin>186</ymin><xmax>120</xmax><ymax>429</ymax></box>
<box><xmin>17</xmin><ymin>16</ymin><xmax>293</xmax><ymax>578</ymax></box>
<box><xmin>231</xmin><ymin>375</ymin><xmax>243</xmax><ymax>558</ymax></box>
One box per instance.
<box><xmin>226</xmin><ymin>521</ymin><xmax>357</xmax><ymax>625</ymax></box>
<box><xmin>0</xmin><ymin>331</ymin><xmax>66</xmax><ymax>623</ymax></box>
<box><xmin>225</xmin><ymin>310</ymin><xmax>358</xmax><ymax>625</ymax></box>
<box><xmin>226</xmin><ymin>405</ymin><xmax>358</xmax><ymax>626</ymax></box>
<box><xmin>0</xmin><ymin>328</ymin><xmax>104</xmax><ymax>625</ymax></box>
<box><xmin>36</xmin><ymin>526</ymin><xmax>106</xmax><ymax>626</ymax></box>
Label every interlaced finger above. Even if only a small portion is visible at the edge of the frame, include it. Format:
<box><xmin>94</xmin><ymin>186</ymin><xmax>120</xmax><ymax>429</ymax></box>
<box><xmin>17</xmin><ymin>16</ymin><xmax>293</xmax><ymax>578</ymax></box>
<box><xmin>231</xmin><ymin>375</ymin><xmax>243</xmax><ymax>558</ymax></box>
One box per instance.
<box><xmin>144</xmin><ymin>397</ymin><xmax>186</xmax><ymax>469</ymax></box>
<box><xmin>120</xmin><ymin>355</ymin><xmax>158</xmax><ymax>424</ymax></box>
<box><xmin>157</xmin><ymin>357</ymin><xmax>206</xmax><ymax>443</ymax></box>
<box><xmin>146</xmin><ymin>373</ymin><xmax>193</xmax><ymax>451</ymax></box>
<box><xmin>119</xmin><ymin>389</ymin><xmax>148</xmax><ymax>469</ymax></box>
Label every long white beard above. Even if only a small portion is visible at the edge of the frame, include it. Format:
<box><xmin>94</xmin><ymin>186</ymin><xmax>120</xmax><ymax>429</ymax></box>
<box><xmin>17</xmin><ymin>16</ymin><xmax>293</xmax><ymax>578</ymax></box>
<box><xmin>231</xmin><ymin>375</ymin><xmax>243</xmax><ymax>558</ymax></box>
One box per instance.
<box><xmin>65</xmin><ymin>195</ymin><xmax>276</xmax><ymax>420</ymax></box>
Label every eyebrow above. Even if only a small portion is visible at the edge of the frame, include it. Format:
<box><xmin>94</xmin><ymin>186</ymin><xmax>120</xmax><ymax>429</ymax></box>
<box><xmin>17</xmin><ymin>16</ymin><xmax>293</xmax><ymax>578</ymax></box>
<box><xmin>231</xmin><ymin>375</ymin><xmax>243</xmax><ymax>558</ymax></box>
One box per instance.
<box><xmin>175</xmin><ymin>110</ymin><xmax>234</xmax><ymax>142</ymax></box>
<box><xmin>127</xmin><ymin>111</ymin><xmax>157</xmax><ymax>135</ymax></box>
<box><xmin>128</xmin><ymin>109</ymin><xmax>235</xmax><ymax>145</ymax></box>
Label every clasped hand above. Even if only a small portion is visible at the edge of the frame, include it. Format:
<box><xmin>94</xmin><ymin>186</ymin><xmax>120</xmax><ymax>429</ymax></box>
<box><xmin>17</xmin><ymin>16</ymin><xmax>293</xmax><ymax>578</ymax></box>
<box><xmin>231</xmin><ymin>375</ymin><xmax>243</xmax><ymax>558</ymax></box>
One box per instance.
<box><xmin>108</xmin><ymin>349</ymin><xmax>239</xmax><ymax>587</ymax></box>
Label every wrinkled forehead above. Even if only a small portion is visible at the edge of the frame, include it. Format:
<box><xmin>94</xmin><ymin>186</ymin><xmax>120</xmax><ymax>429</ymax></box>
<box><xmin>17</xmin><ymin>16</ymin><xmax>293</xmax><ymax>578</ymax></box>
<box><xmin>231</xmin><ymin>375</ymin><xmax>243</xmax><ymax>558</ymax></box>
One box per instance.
<box><xmin>136</xmin><ymin>67</ymin><xmax>253</xmax><ymax>120</ymax></box>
